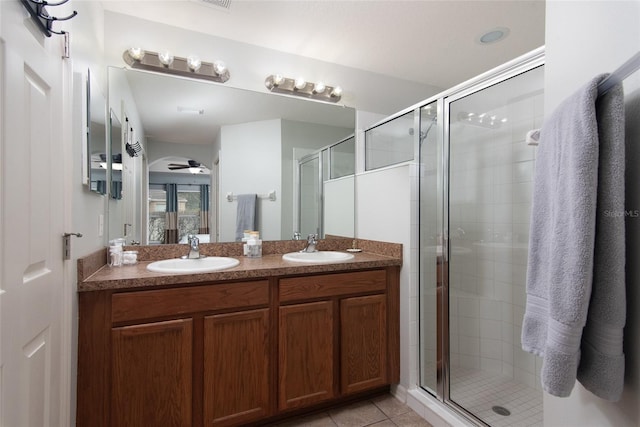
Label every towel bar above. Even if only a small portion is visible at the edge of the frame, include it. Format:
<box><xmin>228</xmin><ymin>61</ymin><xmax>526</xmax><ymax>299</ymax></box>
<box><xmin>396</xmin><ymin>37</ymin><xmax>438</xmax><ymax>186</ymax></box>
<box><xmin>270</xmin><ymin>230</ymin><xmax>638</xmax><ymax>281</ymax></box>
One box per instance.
<box><xmin>226</xmin><ymin>191</ymin><xmax>276</xmax><ymax>202</ymax></box>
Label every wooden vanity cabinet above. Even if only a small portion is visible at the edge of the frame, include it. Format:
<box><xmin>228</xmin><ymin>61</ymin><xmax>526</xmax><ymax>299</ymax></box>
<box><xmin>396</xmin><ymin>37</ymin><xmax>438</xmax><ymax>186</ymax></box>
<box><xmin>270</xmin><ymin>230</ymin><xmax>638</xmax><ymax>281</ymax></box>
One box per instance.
<box><xmin>77</xmin><ymin>280</ymin><xmax>271</xmax><ymax>427</ymax></box>
<box><xmin>278</xmin><ymin>268</ymin><xmax>399</xmax><ymax>412</ymax></box>
<box><xmin>77</xmin><ymin>265</ymin><xmax>399</xmax><ymax>427</ymax></box>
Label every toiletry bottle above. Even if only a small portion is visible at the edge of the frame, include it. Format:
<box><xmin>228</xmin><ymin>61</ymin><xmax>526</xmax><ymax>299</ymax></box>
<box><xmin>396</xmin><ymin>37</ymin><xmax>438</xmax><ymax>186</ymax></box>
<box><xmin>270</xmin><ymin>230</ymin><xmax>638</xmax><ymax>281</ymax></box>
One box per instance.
<box><xmin>246</xmin><ymin>232</ymin><xmax>262</xmax><ymax>258</ymax></box>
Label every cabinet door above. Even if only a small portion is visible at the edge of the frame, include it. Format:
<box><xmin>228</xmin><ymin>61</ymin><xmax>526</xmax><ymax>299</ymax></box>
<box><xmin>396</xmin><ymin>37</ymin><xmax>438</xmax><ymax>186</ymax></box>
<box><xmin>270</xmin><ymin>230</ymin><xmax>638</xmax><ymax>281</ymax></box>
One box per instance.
<box><xmin>279</xmin><ymin>301</ymin><xmax>334</xmax><ymax>410</ymax></box>
<box><xmin>204</xmin><ymin>309</ymin><xmax>270</xmax><ymax>426</ymax></box>
<box><xmin>111</xmin><ymin>319</ymin><xmax>192</xmax><ymax>427</ymax></box>
<box><xmin>340</xmin><ymin>294</ymin><xmax>387</xmax><ymax>394</ymax></box>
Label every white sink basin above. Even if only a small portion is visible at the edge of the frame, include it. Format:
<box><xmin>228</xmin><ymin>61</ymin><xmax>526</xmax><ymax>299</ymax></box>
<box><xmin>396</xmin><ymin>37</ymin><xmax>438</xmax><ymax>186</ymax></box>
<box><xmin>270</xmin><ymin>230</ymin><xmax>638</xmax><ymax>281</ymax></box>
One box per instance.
<box><xmin>282</xmin><ymin>251</ymin><xmax>355</xmax><ymax>264</ymax></box>
<box><xmin>147</xmin><ymin>257</ymin><xmax>240</xmax><ymax>273</ymax></box>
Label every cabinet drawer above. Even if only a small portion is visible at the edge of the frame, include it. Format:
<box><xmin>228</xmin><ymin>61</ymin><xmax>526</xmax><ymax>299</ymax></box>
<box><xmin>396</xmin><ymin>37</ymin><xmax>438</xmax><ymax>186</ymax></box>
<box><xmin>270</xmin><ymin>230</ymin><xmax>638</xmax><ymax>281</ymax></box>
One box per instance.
<box><xmin>112</xmin><ymin>280</ymin><xmax>269</xmax><ymax>323</ymax></box>
<box><xmin>279</xmin><ymin>270</ymin><xmax>386</xmax><ymax>302</ymax></box>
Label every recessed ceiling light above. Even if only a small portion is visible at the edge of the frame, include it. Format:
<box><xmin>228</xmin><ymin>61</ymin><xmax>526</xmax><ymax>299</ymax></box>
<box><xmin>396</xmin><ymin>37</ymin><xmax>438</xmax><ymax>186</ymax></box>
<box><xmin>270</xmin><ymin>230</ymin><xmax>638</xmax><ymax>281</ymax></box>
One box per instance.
<box><xmin>177</xmin><ymin>106</ymin><xmax>204</xmax><ymax>115</ymax></box>
<box><xmin>477</xmin><ymin>27</ymin><xmax>510</xmax><ymax>45</ymax></box>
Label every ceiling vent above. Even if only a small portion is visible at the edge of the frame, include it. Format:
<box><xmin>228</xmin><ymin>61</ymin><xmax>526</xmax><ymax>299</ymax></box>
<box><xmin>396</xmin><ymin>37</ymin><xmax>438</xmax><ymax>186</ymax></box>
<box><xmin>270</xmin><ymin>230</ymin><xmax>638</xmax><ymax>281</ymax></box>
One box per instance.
<box><xmin>192</xmin><ymin>0</ymin><xmax>232</xmax><ymax>11</ymax></box>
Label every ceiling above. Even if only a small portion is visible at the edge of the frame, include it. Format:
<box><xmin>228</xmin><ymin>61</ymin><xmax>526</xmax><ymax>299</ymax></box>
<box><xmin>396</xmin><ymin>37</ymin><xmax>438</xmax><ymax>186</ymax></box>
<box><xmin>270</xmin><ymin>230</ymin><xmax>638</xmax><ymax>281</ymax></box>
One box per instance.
<box><xmin>101</xmin><ymin>0</ymin><xmax>545</xmax><ymax>89</ymax></box>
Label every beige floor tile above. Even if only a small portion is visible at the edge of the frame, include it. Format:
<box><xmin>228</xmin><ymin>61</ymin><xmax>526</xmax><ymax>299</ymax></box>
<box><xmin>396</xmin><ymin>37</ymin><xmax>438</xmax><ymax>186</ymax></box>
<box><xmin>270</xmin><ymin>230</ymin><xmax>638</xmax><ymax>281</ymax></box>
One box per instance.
<box><xmin>369</xmin><ymin>420</ymin><xmax>397</xmax><ymax>427</ymax></box>
<box><xmin>328</xmin><ymin>400</ymin><xmax>388</xmax><ymax>427</ymax></box>
<box><xmin>371</xmin><ymin>395</ymin><xmax>412</xmax><ymax>418</ymax></box>
<box><xmin>390</xmin><ymin>410</ymin><xmax>434</xmax><ymax>427</ymax></box>
<box><xmin>276</xmin><ymin>411</ymin><xmax>338</xmax><ymax>427</ymax></box>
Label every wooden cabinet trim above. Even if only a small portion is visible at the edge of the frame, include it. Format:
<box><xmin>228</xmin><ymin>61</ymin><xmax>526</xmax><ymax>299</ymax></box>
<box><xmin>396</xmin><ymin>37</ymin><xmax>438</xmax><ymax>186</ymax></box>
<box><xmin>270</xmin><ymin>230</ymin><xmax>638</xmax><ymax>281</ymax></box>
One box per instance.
<box><xmin>111</xmin><ymin>280</ymin><xmax>269</xmax><ymax>323</ymax></box>
<box><xmin>279</xmin><ymin>270</ymin><xmax>386</xmax><ymax>302</ymax></box>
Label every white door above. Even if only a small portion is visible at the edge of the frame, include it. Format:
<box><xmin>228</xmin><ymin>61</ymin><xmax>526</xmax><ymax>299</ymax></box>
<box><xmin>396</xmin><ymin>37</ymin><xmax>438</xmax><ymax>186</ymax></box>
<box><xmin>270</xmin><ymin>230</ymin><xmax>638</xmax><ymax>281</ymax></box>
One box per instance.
<box><xmin>0</xmin><ymin>2</ymin><xmax>69</xmax><ymax>426</ymax></box>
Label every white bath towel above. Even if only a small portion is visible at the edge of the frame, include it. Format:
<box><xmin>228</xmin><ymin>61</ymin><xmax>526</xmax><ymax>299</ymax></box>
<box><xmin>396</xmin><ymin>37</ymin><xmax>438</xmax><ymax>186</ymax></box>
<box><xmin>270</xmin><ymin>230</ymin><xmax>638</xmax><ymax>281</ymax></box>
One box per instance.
<box><xmin>577</xmin><ymin>82</ymin><xmax>626</xmax><ymax>402</ymax></box>
<box><xmin>522</xmin><ymin>74</ymin><xmax>626</xmax><ymax>399</ymax></box>
<box><xmin>235</xmin><ymin>194</ymin><xmax>257</xmax><ymax>242</ymax></box>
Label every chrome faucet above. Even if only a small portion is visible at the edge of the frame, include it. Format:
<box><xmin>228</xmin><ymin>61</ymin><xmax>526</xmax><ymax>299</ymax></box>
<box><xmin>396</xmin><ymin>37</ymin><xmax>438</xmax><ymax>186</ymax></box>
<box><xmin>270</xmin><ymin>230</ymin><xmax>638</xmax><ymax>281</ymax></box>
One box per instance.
<box><xmin>300</xmin><ymin>233</ymin><xmax>318</xmax><ymax>253</ymax></box>
<box><xmin>183</xmin><ymin>234</ymin><xmax>203</xmax><ymax>259</ymax></box>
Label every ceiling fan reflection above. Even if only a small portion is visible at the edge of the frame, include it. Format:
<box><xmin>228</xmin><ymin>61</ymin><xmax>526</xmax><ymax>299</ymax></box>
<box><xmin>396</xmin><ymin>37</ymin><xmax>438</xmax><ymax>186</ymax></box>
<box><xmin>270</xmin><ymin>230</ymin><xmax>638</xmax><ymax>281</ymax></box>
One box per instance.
<box><xmin>167</xmin><ymin>159</ymin><xmax>205</xmax><ymax>174</ymax></box>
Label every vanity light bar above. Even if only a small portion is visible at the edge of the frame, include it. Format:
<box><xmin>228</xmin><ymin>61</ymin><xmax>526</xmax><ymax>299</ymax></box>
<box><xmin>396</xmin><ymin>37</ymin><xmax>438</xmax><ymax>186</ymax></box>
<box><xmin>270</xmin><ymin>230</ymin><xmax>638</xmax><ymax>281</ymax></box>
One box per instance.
<box><xmin>123</xmin><ymin>49</ymin><xmax>230</xmax><ymax>83</ymax></box>
<box><xmin>264</xmin><ymin>75</ymin><xmax>342</xmax><ymax>103</ymax></box>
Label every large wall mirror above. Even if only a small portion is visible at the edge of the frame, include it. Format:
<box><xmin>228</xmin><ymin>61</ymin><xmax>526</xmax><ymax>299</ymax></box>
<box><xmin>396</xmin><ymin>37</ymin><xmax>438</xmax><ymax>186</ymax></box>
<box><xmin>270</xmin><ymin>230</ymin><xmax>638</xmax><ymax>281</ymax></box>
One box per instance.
<box><xmin>107</xmin><ymin>67</ymin><xmax>356</xmax><ymax>244</ymax></box>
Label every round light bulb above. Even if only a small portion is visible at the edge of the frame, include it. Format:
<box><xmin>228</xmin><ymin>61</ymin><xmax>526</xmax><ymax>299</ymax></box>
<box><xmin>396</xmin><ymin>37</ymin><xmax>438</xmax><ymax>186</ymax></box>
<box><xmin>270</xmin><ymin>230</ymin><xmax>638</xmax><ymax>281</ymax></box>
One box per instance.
<box><xmin>213</xmin><ymin>60</ymin><xmax>227</xmax><ymax>75</ymax></box>
<box><xmin>158</xmin><ymin>50</ymin><xmax>174</xmax><ymax>66</ymax></box>
<box><xmin>294</xmin><ymin>77</ymin><xmax>306</xmax><ymax>90</ymax></box>
<box><xmin>331</xmin><ymin>86</ymin><xmax>343</xmax><ymax>97</ymax></box>
<box><xmin>187</xmin><ymin>55</ymin><xmax>202</xmax><ymax>72</ymax></box>
<box><xmin>128</xmin><ymin>47</ymin><xmax>145</xmax><ymax>61</ymax></box>
<box><xmin>313</xmin><ymin>81</ymin><xmax>326</xmax><ymax>94</ymax></box>
<box><xmin>273</xmin><ymin>74</ymin><xmax>284</xmax><ymax>86</ymax></box>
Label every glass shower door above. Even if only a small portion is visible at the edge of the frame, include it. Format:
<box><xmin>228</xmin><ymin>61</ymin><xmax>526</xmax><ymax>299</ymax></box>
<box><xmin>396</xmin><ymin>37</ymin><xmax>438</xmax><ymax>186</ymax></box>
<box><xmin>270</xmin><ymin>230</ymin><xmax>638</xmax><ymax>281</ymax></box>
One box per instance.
<box><xmin>446</xmin><ymin>66</ymin><xmax>544</xmax><ymax>426</ymax></box>
<box><xmin>298</xmin><ymin>154</ymin><xmax>322</xmax><ymax>237</ymax></box>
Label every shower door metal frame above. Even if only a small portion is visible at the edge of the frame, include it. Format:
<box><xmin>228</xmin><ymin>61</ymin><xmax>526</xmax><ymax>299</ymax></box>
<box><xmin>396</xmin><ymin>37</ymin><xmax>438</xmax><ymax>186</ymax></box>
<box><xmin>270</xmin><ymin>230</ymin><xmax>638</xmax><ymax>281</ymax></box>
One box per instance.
<box><xmin>419</xmin><ymin>49</ymin><xmax>545</xmax><ymax>426</ymax></box>
<box><xmin>295</xmin><ymin>152</ymin><xmax>324</xmax><ymax>239</ymax></box>
<box><xmin>437</xmin><ymin>56</ymin><xmax>544</xmax><ymax>426</ymax></box>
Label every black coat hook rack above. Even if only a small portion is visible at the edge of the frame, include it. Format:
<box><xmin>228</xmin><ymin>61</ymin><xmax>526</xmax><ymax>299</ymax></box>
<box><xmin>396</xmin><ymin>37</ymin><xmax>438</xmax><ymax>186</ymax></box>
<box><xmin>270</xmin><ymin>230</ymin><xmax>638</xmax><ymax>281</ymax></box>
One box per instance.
<box><xmin>20</xmin><ymin>0</ymin><xmax>77</xmax><ymax>37</ymax></box>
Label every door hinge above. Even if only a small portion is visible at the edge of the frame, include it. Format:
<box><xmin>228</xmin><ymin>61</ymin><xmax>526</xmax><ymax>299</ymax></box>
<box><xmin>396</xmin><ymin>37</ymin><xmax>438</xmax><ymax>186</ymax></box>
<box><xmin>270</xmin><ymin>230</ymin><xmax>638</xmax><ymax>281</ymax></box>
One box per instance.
<box><xmin>63</xmin><ymin>232</ymin><xmax>83</xmax><ymax>260</ymax></box>
<box><xmin>63</xmin><ymin>32</ymin><xmax>70</xmax><ymax>58</ymax></box>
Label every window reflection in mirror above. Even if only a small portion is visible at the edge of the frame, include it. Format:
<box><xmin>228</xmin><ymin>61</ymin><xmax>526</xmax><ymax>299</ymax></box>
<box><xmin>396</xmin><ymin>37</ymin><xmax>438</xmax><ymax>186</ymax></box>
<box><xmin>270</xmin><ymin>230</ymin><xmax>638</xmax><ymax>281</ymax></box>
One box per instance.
<box><xmin>148</xmin><ymin>186</ymin><xmax>209</xmax><ymax>244</ymax></box>
<box><xmin>87</xmin><ymin>69</ymin><xmax>107</xmax><ymax>195</ymax></box>
<box><xmin>148</xmin><ymin>158</ymin><xmax>211</xmax><ymax>244</ymax></box>
<box><xmin>329</xmin><ymin>135</ymin><xmax>355</xmax><ymax>179</ymax></box>
<box><xmin>109</xmin><ymin>110</ymin><xmax>123</xmax><ymax>200</ymax></box>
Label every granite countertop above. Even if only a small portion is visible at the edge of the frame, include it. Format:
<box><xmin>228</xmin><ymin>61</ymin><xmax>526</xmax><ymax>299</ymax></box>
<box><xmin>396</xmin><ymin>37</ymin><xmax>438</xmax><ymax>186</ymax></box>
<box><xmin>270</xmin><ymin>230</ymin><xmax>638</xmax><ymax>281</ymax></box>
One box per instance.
<box><xmin>78</xmin><ymin>238</ymin><xmax>402</xmax><ymax>292</ymax></box>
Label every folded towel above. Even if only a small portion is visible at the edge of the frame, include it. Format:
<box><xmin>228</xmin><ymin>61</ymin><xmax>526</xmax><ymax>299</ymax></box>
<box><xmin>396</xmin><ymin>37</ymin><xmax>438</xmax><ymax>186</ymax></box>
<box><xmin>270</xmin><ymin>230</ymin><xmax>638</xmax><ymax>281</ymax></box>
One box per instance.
<box><xmin>235</xmin><ymin>194</ymin><xmax>257</xmax><ymax>242</ymax></box>
<box><xmin>577</xmin><ymin>82</ymin><xmax>626</xmax><ymax>402</ymax></box>
<box><xmin>522</xmin><ymin>75</ymin><xmax>607</xmax><ymax>397</ymax></box>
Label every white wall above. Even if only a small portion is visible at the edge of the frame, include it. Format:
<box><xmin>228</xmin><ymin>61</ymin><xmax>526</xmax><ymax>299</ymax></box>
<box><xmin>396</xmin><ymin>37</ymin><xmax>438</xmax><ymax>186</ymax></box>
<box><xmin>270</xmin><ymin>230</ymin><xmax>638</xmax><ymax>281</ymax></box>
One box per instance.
<box><xmin>219</xmin><ymin>120</ymin><xmax>282</xmax><ymax>241</ymax></box>
<box><xmin>544</xmin><ymin>1</ymin><xmax>640</xmax><ymax>426</ymax></box>
<box><xmin>356</xmin><ymin>164</ymin><xmax>414</xmax><ymax>389</ymax></box>
<box><xmin>102</xmin><ymin>12</ymin><xmax>442</xmax><ymax>116</ymax></box>
<box><xmin>324</xmin><ymin>176</ymin><xmax>355</xmax><ymax>238</ymax></box>
<box><xmin>70</xmin><ymin>1</ymin><xmax>107</xmax><ymax>256</ymax></box>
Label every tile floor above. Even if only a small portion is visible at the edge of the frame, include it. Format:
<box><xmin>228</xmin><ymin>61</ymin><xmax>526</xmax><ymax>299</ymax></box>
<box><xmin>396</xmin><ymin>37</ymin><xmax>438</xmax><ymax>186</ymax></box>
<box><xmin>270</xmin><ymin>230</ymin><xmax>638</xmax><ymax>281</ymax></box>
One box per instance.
<box><xmin>273</xmin><ymin>394</ymin><xmax>434</xmax><ymax>427</ymax></box>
